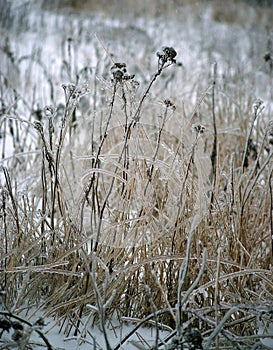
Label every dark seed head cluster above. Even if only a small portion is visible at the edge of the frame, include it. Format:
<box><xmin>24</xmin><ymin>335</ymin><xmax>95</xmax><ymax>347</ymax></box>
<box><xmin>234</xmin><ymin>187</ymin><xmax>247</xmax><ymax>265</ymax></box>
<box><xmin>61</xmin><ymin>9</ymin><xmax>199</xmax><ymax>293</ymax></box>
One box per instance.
<box><xmin>111</xmin><ymin>62</ymin><xmax>135</xmax><ymax>83</ymax></box>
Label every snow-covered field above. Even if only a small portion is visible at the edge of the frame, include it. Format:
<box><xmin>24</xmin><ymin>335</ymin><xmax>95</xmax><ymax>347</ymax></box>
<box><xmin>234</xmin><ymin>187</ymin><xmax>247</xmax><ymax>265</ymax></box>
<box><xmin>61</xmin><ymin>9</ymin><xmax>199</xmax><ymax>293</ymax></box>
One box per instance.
<box><xmin>1</xmin><ymin>1</ymin><xmax>273</xmax><ymax>349</ymax></box>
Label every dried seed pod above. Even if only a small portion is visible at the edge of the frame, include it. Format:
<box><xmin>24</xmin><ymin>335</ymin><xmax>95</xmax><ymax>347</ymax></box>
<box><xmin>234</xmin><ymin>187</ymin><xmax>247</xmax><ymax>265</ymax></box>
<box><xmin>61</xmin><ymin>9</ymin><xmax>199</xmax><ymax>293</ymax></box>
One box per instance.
<box><xmin>253</xmin><ymin>98</ymin><xmax>263</xmax><ymax>113</ymax></box>
<box><xmin>163</xmin><ymin>99</ymin><xmax>176</xmax><ymax>109</ymax></box>
<box><xmin>162</xmin><ymin>46</ymin><xmax>177</xmax><ymax>61</ymax></box>
<box><xmin>192</xmin><ymin>123</ymin><xmax>206</xmax><ymax>135</ymax></box>
<box><xmin>157</xmin><ymin>46</ymin><xmax>177</xmax><ymax>66</ymax></box>
<box><xmin>111</xmin><ymin>62</ymin><xmax>134</xmax><ymax>83</ymax></box>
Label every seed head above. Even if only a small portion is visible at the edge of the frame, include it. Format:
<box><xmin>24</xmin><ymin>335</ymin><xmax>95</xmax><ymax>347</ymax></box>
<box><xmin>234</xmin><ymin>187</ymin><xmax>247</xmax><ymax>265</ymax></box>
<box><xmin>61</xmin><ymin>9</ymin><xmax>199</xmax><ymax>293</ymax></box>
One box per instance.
<box><xmin>192</xmin><ymin>123</ymin><xmax>206</xmax><ymax>135</ymax></box>
<box><xmin>33</xmin><ymin>120</ymin><xmax>44</xmax><ymax>134</ymax></box>
<box><xmin>157</xmin><ymin>46</ymin><xmax>177</xmax><ymax>66</ymax></box>
<box><xmin>163</xmin><ymin>99</ymin><xmax>176</xmax><ymax>110</ymax></box>
<box><xmin>61</xmin><ymin>83</ymin><xmax>89</xmax><ymax>105</ymax></box>
<box><xmin>253</xmin><ymin>98</ymin><xmax>264</xmax><ymax>113</ymax></box>
<box><xmin>44</xmin><ymin>105</ymin><xmax>56</xmax><ymax>118</ymax></box>
<box><xmin>163</xmin><ymin>46</ymin><xmax>177</xmax><ymax>61</ymax></box>
<box><xmin>62</xmin><ymin>83</ymin><xmax>76</xmax><ymax>95</ymax></box>
<box><xmin>111</xmin><ymin>62</ymin><xmax>135</xmax><ymax>83</ymax></box>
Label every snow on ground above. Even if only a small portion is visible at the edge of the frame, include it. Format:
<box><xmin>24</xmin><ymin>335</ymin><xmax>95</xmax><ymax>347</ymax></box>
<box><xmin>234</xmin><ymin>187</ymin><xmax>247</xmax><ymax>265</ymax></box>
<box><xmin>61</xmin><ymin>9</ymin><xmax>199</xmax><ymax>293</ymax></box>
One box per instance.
<box><xmin>39</xmin><ymin>317</ymin><xmax>169</xmax><ymax>350</ymax></box>
<box><xmin>1</xmin><ymin>309</ymin><xmax>170</xmax><ymax>349</ymax></box>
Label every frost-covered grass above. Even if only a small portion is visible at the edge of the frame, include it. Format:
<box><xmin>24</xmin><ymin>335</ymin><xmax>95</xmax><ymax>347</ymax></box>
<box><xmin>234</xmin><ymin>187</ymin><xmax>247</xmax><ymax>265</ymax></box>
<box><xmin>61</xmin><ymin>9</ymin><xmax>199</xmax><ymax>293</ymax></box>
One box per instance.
<box><xmin>1</xmin><ymin>1</ymin><xmax>273</xmax><ymax>349</ymax></box>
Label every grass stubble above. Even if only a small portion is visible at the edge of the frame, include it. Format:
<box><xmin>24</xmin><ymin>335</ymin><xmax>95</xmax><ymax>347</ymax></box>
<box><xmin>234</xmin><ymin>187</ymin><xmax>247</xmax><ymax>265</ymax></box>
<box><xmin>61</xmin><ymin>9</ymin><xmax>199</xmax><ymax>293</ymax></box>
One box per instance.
<box><xmin>0</xmin><ymin>2</ymin><xmax>273</xmax><ymax>349</ymax></box>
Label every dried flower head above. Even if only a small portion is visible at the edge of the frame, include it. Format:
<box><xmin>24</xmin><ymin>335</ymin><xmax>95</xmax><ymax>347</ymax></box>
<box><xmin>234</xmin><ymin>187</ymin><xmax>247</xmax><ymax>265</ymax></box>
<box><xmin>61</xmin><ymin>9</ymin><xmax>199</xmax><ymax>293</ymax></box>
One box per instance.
<box><xmin>43</xmin><ymin>105</ymin><xmax>56</xmax><ymax>136</ymax></box>
<box><xmin>33</xmin><ymin>120</ymin><xmax>44</xmax><ymax>135</ymax></box>
<box><xmin>61</xmin><ymin>83</ymin><xmax>89</xmax><ymax>103</ymax></box>
<box><xmin>163</xmin><ymin>99</ymin><xmax>176</xmax><ymax>110</ymax></box>
<box><xmin>62</xmin><ymin>83</ymin><xmax>76</xmax><ymax>98</ymax></box>
<box><xmin>192</xmin><ymin>123</ymin><xmax>206</xmax><ymax>135</ymax></box>
<box><xmin>44</xmin><ymin>105</ymin><xmax>56</xmax><ymax>118</ymax></box>
<box><xmin>163</xmin><ymin>46</ymin><xmax>177</xmax><ymax>61</ymax></box>
<box><xmin>111</xmin><ymin>62</ymin><xmax>135</xmax><ymax>83</ymax></box>
<box><xmin>253</xmin><ymin>98</ymin><xmax>264</xmax><ymax>113</ymax></box>
<box><xmin>157</xmin><ymin>46</ymin><xmax>177</xmax><ymax>67</ymax></box>
<box><xmin>73</xmin><ymin>84</ymin><xmax>90</xmax><ymax>100</ymax></box>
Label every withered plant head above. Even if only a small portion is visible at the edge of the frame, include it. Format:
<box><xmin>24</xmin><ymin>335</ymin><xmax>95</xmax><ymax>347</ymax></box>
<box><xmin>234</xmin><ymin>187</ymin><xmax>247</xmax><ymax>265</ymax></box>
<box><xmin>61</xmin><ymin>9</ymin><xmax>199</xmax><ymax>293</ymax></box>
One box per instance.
<box><xmin>62</xmin><ymin>83</ymin><xmax>76</xmax><ymax>102</ymax></box>
<box><xmin>157</xmin><ymin>46</ymin><xmax>177</xmax><ymax>69</ymax></box>
<box><xmin>110</xmin><ymin>62</ymin><xmax>135</xmax><ymax>83</ymax></box>
<box><xmin>61</xmin><ymin>83</ymin><xmax>89</xmax><ymax>104</ymax></box>
<box><xmin>33</xmin><ymin>120</ymin><xmax>44</xmax><ymax>135</ymax></box>
<box><xmin>44</xmin><ymin>105</ymin><xmax>57</xmax><ymax>118</ymax></box>
<box><xmin>163</xmin><ymin>98</ymin><xmax>176</xmax><ymax>110</ymax></box>
<box><xmin>252</xmin><ymin>98</ymin><xmax>264</xmax><ymax>114</ymax></box>
<box><xmin>192</xmin><ymin>123</ymin><xmax>206</xmax><ymax>135</ymax></box>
